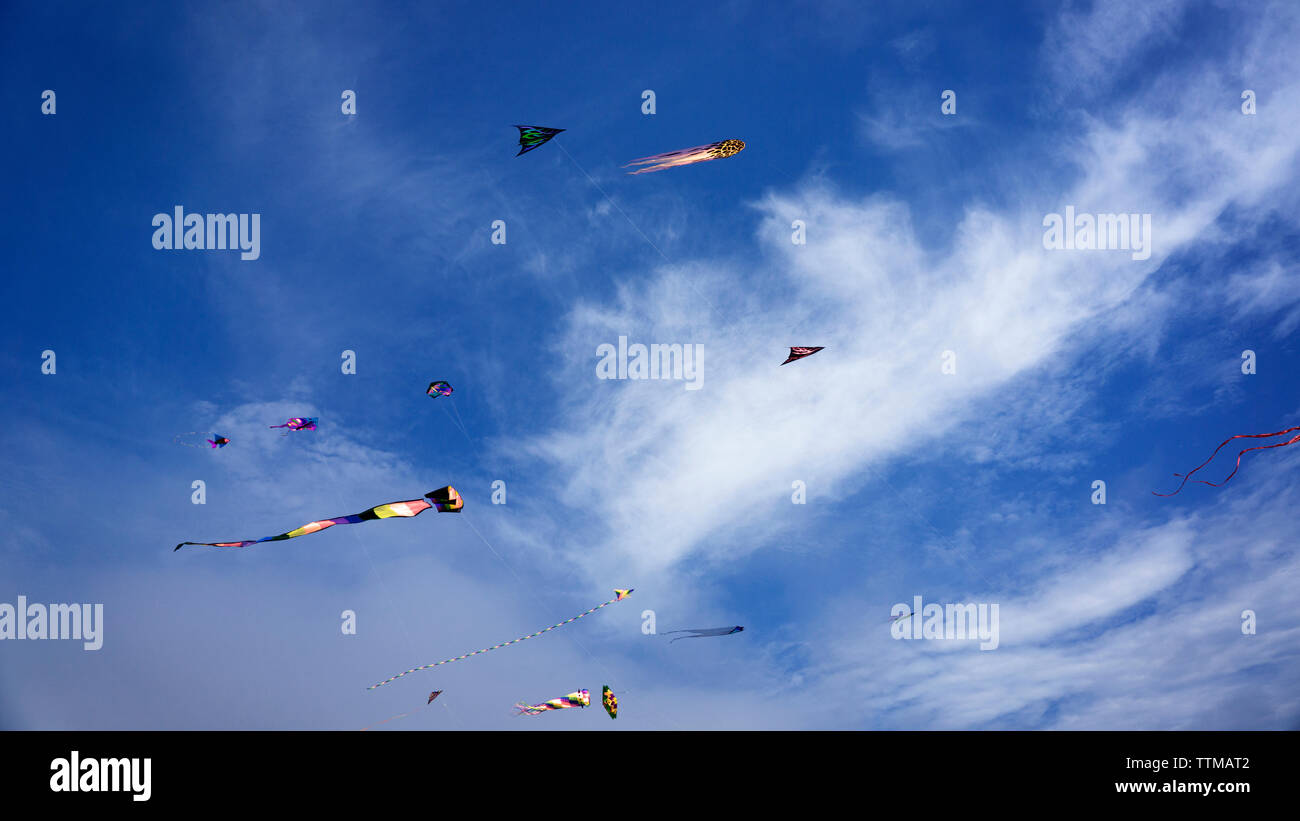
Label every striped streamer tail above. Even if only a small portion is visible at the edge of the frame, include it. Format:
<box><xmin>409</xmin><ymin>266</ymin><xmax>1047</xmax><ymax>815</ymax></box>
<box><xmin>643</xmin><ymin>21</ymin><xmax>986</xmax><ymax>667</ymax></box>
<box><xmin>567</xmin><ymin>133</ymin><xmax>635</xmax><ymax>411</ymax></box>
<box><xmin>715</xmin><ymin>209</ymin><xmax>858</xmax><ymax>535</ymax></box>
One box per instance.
<box><xmin>1153</xmin><ymin>425</ymin><xmax>1300</xmax><ymax>496</ymax></box>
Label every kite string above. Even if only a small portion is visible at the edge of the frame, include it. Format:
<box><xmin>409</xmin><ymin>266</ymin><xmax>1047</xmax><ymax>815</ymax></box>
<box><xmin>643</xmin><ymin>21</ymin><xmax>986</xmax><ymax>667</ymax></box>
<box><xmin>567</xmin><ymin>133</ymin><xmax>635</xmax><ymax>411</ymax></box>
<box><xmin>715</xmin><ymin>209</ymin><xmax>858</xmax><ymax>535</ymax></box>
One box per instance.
<box><xmin>360</xmin><ymin>695</ymin><xmax>460</xmax><ymax>732</ymax></box>
<box><xmin>554</xmin><ymin>140</ymin><xmax>729</xmax><ymax>327</ymax></box>
<box><xmin>428</xmin><ymin>406</ymin><xmax>628</xmax><ymax>696</ymax></box>
<box><xmin>448</xmin><ymin>400</ymin><xmax>471</xmax><ymax>440</ymax></box>
<box><xmin>554</xmin><ymin>141</ymin><xmax>672</xmax><ymax>266</ymax></box>
<box><xmin>359</xmin><ymin>707</ymin><xmax>420</xmax><ymax>732</ymax></box>
<box><xmin>437</xmin><ymin>398</ymin><xmax>480</xmax><ymax>462</ymax></box>
<box><xmin>425</xmin><ymin>408</ymin><xmax>622</xmax><ymax>685</ymax></box>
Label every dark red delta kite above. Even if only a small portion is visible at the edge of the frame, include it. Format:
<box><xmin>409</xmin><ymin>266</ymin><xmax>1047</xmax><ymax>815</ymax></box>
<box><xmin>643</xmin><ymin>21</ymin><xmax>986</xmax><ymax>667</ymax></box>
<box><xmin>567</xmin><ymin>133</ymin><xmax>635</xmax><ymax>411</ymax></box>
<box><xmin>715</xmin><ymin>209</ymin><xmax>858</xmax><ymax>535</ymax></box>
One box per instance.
<box><xmin>427</xmin><ymin>690</ymin><xmax>443</xmax><ymax>705</ymax></box>
<box><xmin>781</xmin><ymin>347</ymin><xmax>824</xmax><ymax>365</ymax></box>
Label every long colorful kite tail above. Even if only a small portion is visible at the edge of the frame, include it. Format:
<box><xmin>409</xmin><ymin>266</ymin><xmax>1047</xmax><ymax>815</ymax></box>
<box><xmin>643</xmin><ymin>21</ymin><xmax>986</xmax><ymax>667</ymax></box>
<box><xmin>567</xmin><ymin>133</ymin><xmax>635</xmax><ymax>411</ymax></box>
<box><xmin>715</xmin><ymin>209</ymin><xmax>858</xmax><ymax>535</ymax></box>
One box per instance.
<box><xmin>174</xmin><ymin>486</ymin><xmax>462</xmax><ymax>550</ymax></box>
<box><xmin>1153</xmin><ymin>425</ymin><xmax>1300</xmax><ymax>496</ymax></box>
<box><xmin>624</xmin><ymin>139</ymin><xmax>745</xmax><ymax>174</ymax></box>
<box><xmin>366</xmin><ymin>590</ymin><xmax>633</xmax><ymax>690</ymax></box>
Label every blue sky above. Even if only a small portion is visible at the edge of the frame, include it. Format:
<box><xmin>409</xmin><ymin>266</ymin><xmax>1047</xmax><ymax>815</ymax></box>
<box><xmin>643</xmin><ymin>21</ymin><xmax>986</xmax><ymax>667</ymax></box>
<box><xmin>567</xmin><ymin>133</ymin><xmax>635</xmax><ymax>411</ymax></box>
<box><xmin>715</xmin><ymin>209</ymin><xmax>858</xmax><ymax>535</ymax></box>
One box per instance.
<box><xmin>2</xmin><ymin>0</ymin><xmax>1299</xmax><ymax>729</ymax></box>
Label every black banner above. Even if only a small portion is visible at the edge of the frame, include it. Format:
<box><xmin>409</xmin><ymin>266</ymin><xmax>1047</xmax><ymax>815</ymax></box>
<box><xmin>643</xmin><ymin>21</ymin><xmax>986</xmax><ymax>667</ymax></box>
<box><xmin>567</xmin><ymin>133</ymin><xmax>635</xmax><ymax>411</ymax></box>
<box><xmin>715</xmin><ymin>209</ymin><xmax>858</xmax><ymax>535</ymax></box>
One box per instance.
<box><xmin>2</xmin><ymin>731</ymin><xmax>1285</xmax><ymax>808</ymax></box>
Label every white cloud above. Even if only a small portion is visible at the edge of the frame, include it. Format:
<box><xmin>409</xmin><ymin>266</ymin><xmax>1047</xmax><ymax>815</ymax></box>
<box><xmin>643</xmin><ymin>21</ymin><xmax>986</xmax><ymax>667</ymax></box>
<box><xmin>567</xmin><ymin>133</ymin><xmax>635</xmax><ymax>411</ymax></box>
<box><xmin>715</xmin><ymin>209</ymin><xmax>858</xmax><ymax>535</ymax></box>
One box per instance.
<box><xmin>524</xmin><ymin>41</ymin><xmax>1300</xmax><ymax>580</ymax></box>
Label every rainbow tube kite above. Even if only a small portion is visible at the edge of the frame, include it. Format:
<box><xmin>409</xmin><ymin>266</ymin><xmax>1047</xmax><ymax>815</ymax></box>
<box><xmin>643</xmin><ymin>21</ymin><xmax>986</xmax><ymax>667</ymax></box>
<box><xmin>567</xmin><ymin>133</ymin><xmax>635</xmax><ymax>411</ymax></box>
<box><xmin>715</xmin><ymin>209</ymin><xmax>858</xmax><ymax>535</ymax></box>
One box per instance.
<box><xmin>174</xmin><ymin>486</ymin><xmax>463</xmax><ymax>550</ymax></box>
<box><xmin>367</xmin><ymin>590</ymin><xmax>633</xmax><ymax>690</ymax></box>
<box><xmin>516</xmin><ymin>690</ymin><xmax>590</xmax><ymax>716</ymax></box>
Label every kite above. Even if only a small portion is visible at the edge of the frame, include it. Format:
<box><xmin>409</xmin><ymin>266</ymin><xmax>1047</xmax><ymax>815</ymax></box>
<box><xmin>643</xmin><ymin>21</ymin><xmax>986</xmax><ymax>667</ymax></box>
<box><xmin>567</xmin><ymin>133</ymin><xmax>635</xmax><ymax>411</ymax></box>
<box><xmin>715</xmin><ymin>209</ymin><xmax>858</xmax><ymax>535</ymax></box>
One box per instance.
<box><xmin>1154</xmin><ymin>424</ymin><xmax>1300</xmax><ymax>496</ymax></box>
<box><xmin>270</xmin><ymin>417</ymin><xmax>317</xmax><ymax>434</ymax></box>
<box><xmin>515</xmin><ymin>689</ymin><xmax>590</xmax><ymax>716</ymax></box>
<box><xmin>174</xmin><ymin>432</ymin><xmax>230</xmax><ymax>449</ymax></box>
<box><xmin>781</xmin><ymin>347</ymin><xmax>824</xmax><ymax>365</ymax></box>
<box><xmin>624</xmin><ymin>139</ymin><xmax>745</xmax><ymax>175</ymax></box>
<box><xmin>428</xmin><ymin>381</ymin><xmax>473</xmax><ymax>446</ymax></box>
<box><xmin>663</xmin><ymin>625</ymin><xmax>744</xmax><ymax>644</ymax></box>
<box><xmin>601</xmin><ymin>685</ymin><xmax>618</xmax><ymax>720</ymax></box>
<box><xmin>515</xmin><ymin>125</ymin><xmax>564</xmax><ymax>156</ymax></box>
<box><xmin>889</xmin><ymin>610</ymin><xmax>916</xmax><ymax>625</ymax></box>
<box><xmin>174</xmin><ymin>486</ymin><xmax>463</xmax><ymax>551</ymax></box>
<box><xmin>359</xmin><ymin>691</ymin><xmax>446</xmax><ymax>731</ymax></box>
<box><xmin>367</xmin><ymin>590</ymin><xmax>634</xmax><ymax>690</ymax></box>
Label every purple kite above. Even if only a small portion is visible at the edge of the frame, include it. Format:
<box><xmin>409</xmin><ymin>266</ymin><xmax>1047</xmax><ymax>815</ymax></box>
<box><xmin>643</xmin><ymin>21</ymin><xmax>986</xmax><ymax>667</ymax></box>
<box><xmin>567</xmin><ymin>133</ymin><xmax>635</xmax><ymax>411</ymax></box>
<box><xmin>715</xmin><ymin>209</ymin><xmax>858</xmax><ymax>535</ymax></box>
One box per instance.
<box><xmin>270</xmin><ymin>417</ymin><xmax>318</xmax><ymax>434</ymax></box>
